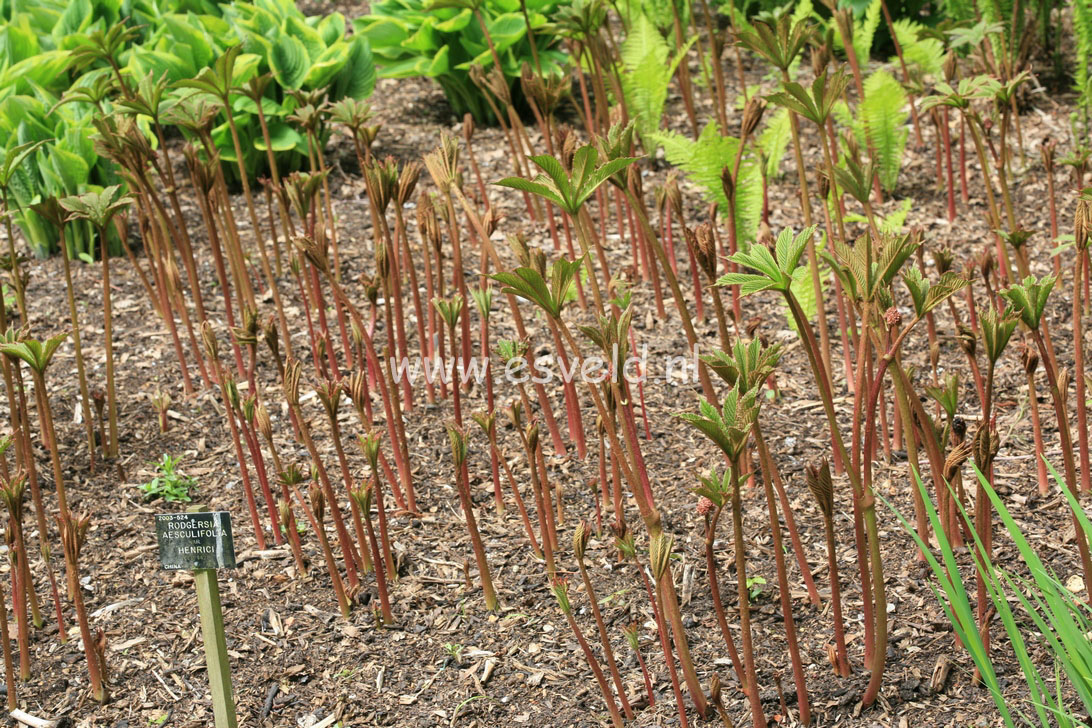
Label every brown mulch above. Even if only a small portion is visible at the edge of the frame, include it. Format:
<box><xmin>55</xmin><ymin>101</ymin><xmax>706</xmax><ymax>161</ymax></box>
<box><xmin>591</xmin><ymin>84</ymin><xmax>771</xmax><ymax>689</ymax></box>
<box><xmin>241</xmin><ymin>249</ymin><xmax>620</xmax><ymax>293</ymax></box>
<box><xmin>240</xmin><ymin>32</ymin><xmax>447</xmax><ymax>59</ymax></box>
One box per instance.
<box><xmin>0</xmin><ymin>18</ymin><xmax>1088</xmax><ymax>728</ymax></box>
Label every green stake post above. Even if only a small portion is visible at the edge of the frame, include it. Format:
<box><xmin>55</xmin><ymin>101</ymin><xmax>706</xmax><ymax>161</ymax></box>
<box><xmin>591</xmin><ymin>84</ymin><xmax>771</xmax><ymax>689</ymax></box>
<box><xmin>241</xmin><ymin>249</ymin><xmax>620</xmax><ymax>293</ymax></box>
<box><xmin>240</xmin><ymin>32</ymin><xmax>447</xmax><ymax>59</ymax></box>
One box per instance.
<box><xmin>155</xmin><ymin>506</ymin><xmax>239</xmax><ymax>728</ymax></box>
<box><xmin>194</xmin><ymin>566</ymin><xmax>238</xmax><ymax>728</ymax></box>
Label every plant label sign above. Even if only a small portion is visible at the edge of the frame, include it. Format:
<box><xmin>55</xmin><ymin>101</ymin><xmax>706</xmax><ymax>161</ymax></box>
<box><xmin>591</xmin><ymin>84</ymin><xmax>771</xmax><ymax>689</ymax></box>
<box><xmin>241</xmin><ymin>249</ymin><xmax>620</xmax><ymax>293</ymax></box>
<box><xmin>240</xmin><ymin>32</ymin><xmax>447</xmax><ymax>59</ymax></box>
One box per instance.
<box><xmin>155</xmin><ymin>512</ymin><xmax>237</xmax><ymax>571</ymax></box>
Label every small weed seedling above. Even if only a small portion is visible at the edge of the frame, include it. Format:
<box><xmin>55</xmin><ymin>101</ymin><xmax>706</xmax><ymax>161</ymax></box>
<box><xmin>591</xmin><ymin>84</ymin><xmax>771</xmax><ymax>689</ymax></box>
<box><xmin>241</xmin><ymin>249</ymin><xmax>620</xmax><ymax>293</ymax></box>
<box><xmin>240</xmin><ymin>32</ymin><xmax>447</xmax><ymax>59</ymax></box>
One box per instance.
<box><xmin>139</xmin><ymin>454</ymin><xmax>196</xmax><ymax>503</ymax></box>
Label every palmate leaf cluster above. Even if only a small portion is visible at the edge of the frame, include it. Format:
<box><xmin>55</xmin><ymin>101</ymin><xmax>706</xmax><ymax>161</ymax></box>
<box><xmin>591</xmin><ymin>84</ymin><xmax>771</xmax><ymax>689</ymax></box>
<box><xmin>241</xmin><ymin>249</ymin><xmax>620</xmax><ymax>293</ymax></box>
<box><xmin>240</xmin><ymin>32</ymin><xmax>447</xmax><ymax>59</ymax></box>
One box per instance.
<box><xmin>354</xmin><ymin>0</ymin><xmax>568</xmax><ymax>124</ymax></box>
<box><xmin>0</xmin><ymin>0</ymin><xmax>375</xmax><ymax>257</ymax></box>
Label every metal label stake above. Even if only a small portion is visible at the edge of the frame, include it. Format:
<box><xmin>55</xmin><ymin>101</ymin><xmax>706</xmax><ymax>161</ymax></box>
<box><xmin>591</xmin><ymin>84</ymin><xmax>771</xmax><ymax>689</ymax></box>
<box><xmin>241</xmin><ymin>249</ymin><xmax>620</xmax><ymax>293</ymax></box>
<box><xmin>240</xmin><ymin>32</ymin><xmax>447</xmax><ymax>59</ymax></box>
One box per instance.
<box><xmin>155</xmin><ymin>506</ymin><xmax>238</xmax><ymax>728</ymax></box>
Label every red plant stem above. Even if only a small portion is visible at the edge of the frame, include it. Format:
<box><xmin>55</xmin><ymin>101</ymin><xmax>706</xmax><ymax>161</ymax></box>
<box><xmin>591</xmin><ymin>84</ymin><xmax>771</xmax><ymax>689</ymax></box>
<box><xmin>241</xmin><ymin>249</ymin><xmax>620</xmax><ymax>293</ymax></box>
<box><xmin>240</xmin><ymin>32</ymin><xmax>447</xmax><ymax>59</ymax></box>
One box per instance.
<box><xmin>65</xmin><ymin>548</ymin><xmax>106</xmax><ymax>702</ymax></box>
<box><xmin>728</xmin><ymin>456</ymin><xmax>767</xmax><ymax>728</ymax></box>
<box><xmin>396</xmin><ymin>206</ymin><xmax>434</xmax><ymax>404</ymax></box>
<box><xmin>237</xmin><ymin>413</ymin><xmax>284</xmax><ymax>545</ymax></box>
<box><xmin>633</xmin><ymin>639</ymin><xmax>655</xmax><ymax>706</ymax></box>
<box><xmin>480</xmin><ymin>325</ymin><xmax>504</xmax><ymax>513</ymax></box>
<box><xmin>1046</xmin><ymin>161</ymin><xmax>1061</xmax><ymax>276</ymax></box>
<box><xmin>557</xmin><ymin>321</ymin><xmax>708</xmax><ymax>717</ymax></box>
<box><xmin>0</xmin><ymin>560</ymin><xmax>13</xmax><ymax>709</ymax></box>
<box><xmin>704</xmin><ymin>508</ymin><xmax>747</xmax><ymax>689</ymax></box>
<box><xmin>548</xmin><ymin>321</ymin><xmax>587</xmax><ymax>459</ymax></box>
<box><xmin>377</xmin><ymin>213</ymin><xmax>413</xmax><ymax>410</ymax></box>
<box><xmin>942</xmin><ymin>108</ymin><xmax>957</xmax><ymax>221</ymax></box>
<box><xmin>1073</xmin><ymin>251</ymin><xmax>1090</xmax><ymax>493</ymax></box>
<box><xmin>1032</xmin><ymin>326</ymin><xmax>1092</xmax><ymax>602</ymax></box>
<box><xmin>523</xmin><ymin>433</ymin><xmax>557</xmax><ymax>577</ymax></box>
<box><xmin>645</xmin><ymin>563</ymin><xmax>689</xmax><ymax>728</ymax></box>
<box><xmin>290</xmin><ymin>405</ymin><xmax>362</xmax><ymax>587</ymax></box>
<box><xmin>848</xmin><ymin>317</ymin><xmax>876</xmax><ymax>662</ymax></box>
<box><xmin>297</xmin><ymin>487</ymin><xmax>351</xmax><ymax>619</ymax></box>
<box><xmin>756</xmin><ymin>440</ymin><xmax>811</xmax><ymax>724</ymax></box>
<box><xmin>141</xmin><ymin>213</ymin><xmax>195</xmax><ymax>396</ymax></box>
<box><xmin>192</xmin><ymin>190</ymin><xmax>247</xmax><ymax>377</ymax></box>
<box><xmin>294</xmin><ymin>265</ymin><xmax>327</xmax><ymax>379</ymax></box>
<box><xmin>664</xmin><ymin>202</ymin><xmax>678</xmax><ymax>276</ymax></box>
<box><xmin>454</xmin><ymin>448</ymin><xmax>498</xmax><ymax>610</ymax></box>
<box><xmin>628</xmin><ymin>328</ymin><xmax>652</xmax><ymax>439</ymax></box>
<box><xmin>959</xmin><ymin>117</ymin><xmax>970</xmax><ymax>202</ymax></box>
<box><xmin>577</xmin><ymin>559</ymin><xmax>634</xmax><ymax>719</ymax></box>
<box><xmin>754</xmin><ymin>428</ymin><xmax>821</xmax><ymax>606</ymax></box>
<box><xmin>450</xmin><ymin>192</ymin><xmax>568</xmax><ymax>456</ymax></box>
<box><xmin>1026</xmin><ymin>368</ymin><xmax>1050</xmax><ymax>496</ymax></box>
<box><xmin>311</xmin><ymin>263</ymin><xmax>342</xmax><ymax>380</ymax></box>
<box><xmin>492</xmin><ymin>441</ymin><xmax>541</xmax><ymax>556</ymax></box>
<box><xmin>221</xmin><ymin>391</ymin><xmax>266</xmax><ymax>549</ymax></box>
<box><xmin>561</xmin><ymin>604</ymin><xmax>624</xmax><ymax>728</ymax></box>
<box><xmin>610</xmin><ymin>442</ymin><xmax>624</xmax><ymax>536</ymax></box>
<box><xmin>9</xmin><ymin>532</ymin><xmax>27</xmax><ymax>681</ymax></box>
<box><xmin>327</xmin><ymin>417</ymin><xmax>374</xmax><ymax>574</ymax></box>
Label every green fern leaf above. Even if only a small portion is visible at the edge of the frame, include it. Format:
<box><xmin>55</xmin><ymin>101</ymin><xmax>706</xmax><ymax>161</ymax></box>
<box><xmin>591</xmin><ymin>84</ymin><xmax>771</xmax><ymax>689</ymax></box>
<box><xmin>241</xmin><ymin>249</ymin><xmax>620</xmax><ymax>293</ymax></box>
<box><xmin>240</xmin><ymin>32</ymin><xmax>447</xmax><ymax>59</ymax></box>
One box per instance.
<box><xmin>1076</xmin><ymin>0</ymin><xmax>1092</xmax><ymax>103</ymax></box>
<box><xmin>853</xmin><ymin>0</ymin><xmax>882</xmax><ymax>64</ymax></box>
<box><xmin>891</xmin><ymin>19</ymin><xmax>944</xmax><ymax>78</ymax></box>
<box><xmin>621</xmin><ymin>13</ymin><xmax>695</xmax><ymax>144</ymax></box>
<box><xmin>759</xmin><ymin>107</ymin><xmax>792</xmax><ymax>179</ymax></box>
<box><xmin>651</xmin><ymin>123</ymin><xmax>763</xmax><ymax>242</ymax></box>
<box><xmin>858</xmin><ymin>70</ymin><xmax>908</xmax><ymax>193</ymax></box>
<box><xmin>621</xmin><ymin>13</ymin><xmax>670</xmax><ymax>139</ymax></box>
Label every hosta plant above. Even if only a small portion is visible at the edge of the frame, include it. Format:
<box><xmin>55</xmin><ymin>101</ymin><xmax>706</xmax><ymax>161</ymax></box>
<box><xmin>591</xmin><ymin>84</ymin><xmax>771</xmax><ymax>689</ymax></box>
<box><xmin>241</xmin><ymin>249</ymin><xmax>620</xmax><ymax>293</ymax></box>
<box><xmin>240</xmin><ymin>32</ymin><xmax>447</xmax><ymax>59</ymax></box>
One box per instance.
<box><xmin>354</xmin><ymin>0</ymin><xmax>567</xmax><ymax>123</ymax></box>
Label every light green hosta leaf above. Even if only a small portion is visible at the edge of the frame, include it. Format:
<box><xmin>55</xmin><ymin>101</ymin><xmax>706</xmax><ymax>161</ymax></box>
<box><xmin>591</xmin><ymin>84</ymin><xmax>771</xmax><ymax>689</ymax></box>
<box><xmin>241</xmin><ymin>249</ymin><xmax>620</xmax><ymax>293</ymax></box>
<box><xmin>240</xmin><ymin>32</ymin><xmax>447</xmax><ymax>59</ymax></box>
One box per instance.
<box><xmin>434</xmin><ymin>8</ymin><xmax>473</xmax><ymax>33</ymax></box>
<box><xmin>488</xmin><ymin>13</ymin><xmax>527</xmax><ymax>53</ymax></box>
<box><xmin>128</xmin><ymin>48</ymin><xmax>194</xmax><ymax>84</ymax></box>
<box><xmin>427</xmin><ymin>43</ymin><xmax>450</xmax><ymax>76</ymax></box>
<box><xmin>232</xmin><ymin>52</ymin><xmax>263</xmax><ymax>86</ymax></box>
<box><xmin>304</xmin><ymin>41</ymin><xmax>348</xmax><ymax>89</ymax></box>
<box><xmin>232</xmin><ymin>94</ymin><xmax>283</xmax><ymax>117</ymax></box>
<box><xmin>1</xmin><ymin>51</ymin><xmax>71</xmax><ymax>95</ymax></box>
<box><xmin>332</xmin><ymin>35</ymin><xmax>375</xmax><ymax>100</ymax></box>
<box><xmin>0</xmin><ymin>18</ymin><xmax>40</xmax><ymax>65</ymax></box>
<box><xmin>353</xmin><ymin>17</ymin><xmax>411</xmax><ymax>55</ymax></box>
<box><xmin>285</xmin><ymin>14</ymin><xmax>326</xmax><ymax>62</ymax></box>
<box><xmin>162</xmin><ymin>14</ymin><xmax>216</xmax><ymax>69</ymax></box>
<box><xmin>404</xmin><ymin>17</ymin><xmax>439</xmax><ymax>53</ymax></box>
<box><xmin>377</xmin><ymin>55</ymin><xmax>430</xmax><ymax>78</ymax></box>
<box><xmin>51</xmin><ymin>0</ymin><xmax>92</xmax><ymax>48</ymax></box>
<box><xmin>270</xmin><ymin>35</ymin><xmax>309</xmax><ymax>89</ymax></box>
<box><xmin>316</xmin><ymin>12</ymin><xmax>346</xmax><ymax>46</ymax></box>
<box><xmin>255</xmin><ymin>121</ymin><xmax>305</xmax><ymax>153</ymax></box>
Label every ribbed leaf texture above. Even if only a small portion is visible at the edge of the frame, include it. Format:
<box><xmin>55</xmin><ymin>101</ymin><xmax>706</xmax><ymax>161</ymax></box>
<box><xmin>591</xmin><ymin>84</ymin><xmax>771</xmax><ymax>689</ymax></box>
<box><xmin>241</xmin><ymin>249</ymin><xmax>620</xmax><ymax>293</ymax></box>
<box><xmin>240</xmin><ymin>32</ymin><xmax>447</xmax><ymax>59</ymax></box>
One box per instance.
<box><xmin>759</xmin><ymin>107</ymin><xmax>792</xmax><ymax>180</ymax></box>
<box><xmin>858</xmin><ymin>70</ymin><xmax>908</xmax><ymax>193</ymax></box>
<box><xmin>620</xmin><ymin>13</ymin><xmax>694</xmax><ymax>145</ymax></box>
<box><xmin>651</xmin><ymin>123</ymin><xmax>762</xmax><ymax>242</ymax></box>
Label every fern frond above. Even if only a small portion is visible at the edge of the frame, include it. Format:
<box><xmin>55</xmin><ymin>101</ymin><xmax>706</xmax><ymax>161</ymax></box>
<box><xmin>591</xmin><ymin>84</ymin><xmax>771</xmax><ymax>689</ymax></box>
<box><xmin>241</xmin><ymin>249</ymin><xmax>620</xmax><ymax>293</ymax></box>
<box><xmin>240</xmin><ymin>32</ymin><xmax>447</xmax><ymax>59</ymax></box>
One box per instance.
<box><xmin>858</xmin><ymin>70</ymin><xmax>908</xmax><ymax>193</ymax></box>
<box><xmin>936</xmin><ymin>0</ymin><xmax>976</xmax><ymax>20</ymax></box>
<box><xmin>853</xmin><ymin>0</ymin><xmax>883</xmax><ymax>65</ymax></box>
<box><xmin>759</xmin><ymin>107</ymin><xmax>792</xmax><ymax>179</ymax></box>
<box><xmin>621</xmin><ymin>13</ymin><xmax>696</xmax><ymax>146</ymax></box>
<box><xmin>892</xmin><ymin>19</ymin><xmax>944</xmax><ymax>78</ymax></box>
<box><xmin>1076</xmin><ymin>0</ymin><xmax>1092</xmax><ymax>106</ymax></box>
<box><xmin>651</xmin><ymin>123</ymin><xmax>763</xmax><ymax>242</ymax></box>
